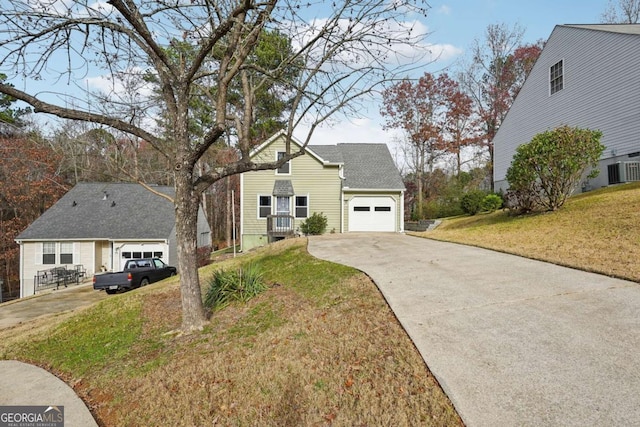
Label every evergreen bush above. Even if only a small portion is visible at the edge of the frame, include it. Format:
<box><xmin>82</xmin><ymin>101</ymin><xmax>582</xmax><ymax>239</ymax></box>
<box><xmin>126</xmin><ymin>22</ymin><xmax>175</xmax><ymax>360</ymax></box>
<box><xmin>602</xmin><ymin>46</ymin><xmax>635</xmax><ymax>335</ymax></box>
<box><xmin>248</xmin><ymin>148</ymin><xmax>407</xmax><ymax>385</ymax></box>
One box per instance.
<box><xmin>460</xmin><ymin>190</ymin><xmax>486</xmax><ymax>215</ymax></box>
<box><xmin>300</xmin><ymin>212</ymin><xmax>328</xmax><ymax>235</ymax></box>
<box><xmin>481</xmin><ymin>194</ymin><xmax>503</xmax><ymax>212</ymax></box>
<box><xmin>506</xmin><ymin>125</ymin><xmax>605</xmax><ymax>213</ymax></box>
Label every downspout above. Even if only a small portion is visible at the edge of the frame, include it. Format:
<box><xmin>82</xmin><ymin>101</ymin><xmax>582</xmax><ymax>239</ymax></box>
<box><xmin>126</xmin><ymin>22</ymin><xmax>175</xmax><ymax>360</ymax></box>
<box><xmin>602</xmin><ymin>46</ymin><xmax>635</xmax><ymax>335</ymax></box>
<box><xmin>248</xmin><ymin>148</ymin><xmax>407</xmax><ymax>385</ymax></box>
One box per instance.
<box><xmin>239</xmin><ymin>172</ymin><xmax>244</xmax><ymax>252</ymax></box>
<box><xmin>18</xmin><ymin>241</ymin><xmax>24</xmax><ymax>298</ymax></box>
<box><xmin>340</xmin><ymin>189</ymin><xmax>344</xmax><ymax>233</ymax></box>
<box><xmin>339</xmin><ymin>165</ymin><xmax>345</xmax><ymax>233</ymax></box>
<box><xmin>400</xmin><ymin>189</ymin><xmax>405</xmax><ymax>233</ymax></box>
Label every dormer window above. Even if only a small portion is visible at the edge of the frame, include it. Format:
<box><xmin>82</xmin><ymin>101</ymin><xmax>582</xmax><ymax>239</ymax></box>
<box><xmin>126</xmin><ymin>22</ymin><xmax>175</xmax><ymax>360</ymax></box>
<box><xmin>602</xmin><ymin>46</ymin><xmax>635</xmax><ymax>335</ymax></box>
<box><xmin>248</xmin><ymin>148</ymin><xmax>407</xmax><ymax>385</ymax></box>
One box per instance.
<box><xmin>550</xmin><ymin>60</ymin><xmax>564</xmax><ymax>95</ymax></box>
<box><xmin>276</xmin><ymin>151</ymin><xmax>290</xmax><ymax>175</ymax></box>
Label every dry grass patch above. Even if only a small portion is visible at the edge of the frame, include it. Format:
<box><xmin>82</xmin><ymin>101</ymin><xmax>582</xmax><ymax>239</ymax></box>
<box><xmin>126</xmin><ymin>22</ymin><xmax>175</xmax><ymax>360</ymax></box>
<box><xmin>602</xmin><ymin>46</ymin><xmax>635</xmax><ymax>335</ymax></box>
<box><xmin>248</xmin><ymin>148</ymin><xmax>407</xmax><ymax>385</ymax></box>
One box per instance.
<box><xmin>420</xmin><ymin>182</ymin><xmax>640</xmax><ymax>281</ymax></box>
<box><xmin>3</xmin><ymin>238</ymin><xmax>461</xmax><ymax>427</ymax></box>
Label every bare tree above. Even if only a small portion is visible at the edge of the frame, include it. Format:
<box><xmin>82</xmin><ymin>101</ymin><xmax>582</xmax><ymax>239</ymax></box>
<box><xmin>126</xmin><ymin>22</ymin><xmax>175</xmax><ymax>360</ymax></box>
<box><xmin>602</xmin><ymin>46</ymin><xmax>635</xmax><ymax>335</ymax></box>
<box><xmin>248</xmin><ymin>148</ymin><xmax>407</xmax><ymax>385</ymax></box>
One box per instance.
<box><xmin>0</xmin><ymin>0</ymin><xmax>431</xmax><ymax>331</ymax></box>
<box><xmin>602</xmin><ymin>0</ymin><xmax>640</xmax><ymax>23</ymax></box>
<box><xmin>459</xmin><ymin>23</ymin><xmax>542</xmax><ymax>189</ymax></box>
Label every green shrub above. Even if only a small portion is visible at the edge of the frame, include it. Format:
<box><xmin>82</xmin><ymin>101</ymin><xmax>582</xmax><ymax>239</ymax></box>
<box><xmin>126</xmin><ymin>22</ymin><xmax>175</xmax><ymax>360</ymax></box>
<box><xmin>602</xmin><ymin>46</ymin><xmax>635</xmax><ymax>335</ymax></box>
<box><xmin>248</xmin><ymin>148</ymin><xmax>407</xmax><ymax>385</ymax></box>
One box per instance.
<box><xmin>481</xmin><ymin>194</ymin><xmax>503</xmax><ymax>212</ymax></box>
<box><xmin>204</xmin><ymin>264</ymin><xmax>267</xmax><ymax>311</ymax></box>
<box><xmin>300</xmin><ymin>212</ymin><xmax>328</xmax><ymax>235</ymax></box>
<box><xmin>460</xmin><ymin>190</ymin><xmax>486</xmax><ymax>215</ymax></box>
<box><xmin>506</xmin><ymin>125</ymin><xmax>605</xmax><ymax>212</ymax></box>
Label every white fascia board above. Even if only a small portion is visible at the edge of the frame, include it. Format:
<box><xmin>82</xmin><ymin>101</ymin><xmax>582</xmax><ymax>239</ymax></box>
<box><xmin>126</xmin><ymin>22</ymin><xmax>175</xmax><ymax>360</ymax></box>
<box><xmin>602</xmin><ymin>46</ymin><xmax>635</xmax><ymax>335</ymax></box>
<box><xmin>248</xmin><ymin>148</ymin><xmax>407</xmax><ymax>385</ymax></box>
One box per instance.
<box><xmin>249</xmin><ymin>130</ymin><xmax>339</xmax><ymax>166</ymax></box>
<box><xmin>342</xmin><ymin>188</ymin><xmax>406</xmax><ymax>192</ymax></box>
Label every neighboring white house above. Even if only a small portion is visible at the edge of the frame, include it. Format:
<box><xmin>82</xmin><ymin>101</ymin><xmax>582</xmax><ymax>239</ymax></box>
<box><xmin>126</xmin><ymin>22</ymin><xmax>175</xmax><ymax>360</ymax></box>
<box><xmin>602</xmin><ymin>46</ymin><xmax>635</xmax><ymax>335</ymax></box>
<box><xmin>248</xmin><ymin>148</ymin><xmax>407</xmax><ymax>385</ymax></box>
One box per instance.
<box><xmin>240</xmin><ymin>131</ymin><xmax>405</xmax><ymax>251</ymax></box>
<box><xmin>493</xmin><ymin>24</ymin><xmax>640</xmax><ymax>192</ymax></box>
<box><xmin>15</xmin><ymin>182</ymin><xmax>211</xmax><ymax>297</ymax></box>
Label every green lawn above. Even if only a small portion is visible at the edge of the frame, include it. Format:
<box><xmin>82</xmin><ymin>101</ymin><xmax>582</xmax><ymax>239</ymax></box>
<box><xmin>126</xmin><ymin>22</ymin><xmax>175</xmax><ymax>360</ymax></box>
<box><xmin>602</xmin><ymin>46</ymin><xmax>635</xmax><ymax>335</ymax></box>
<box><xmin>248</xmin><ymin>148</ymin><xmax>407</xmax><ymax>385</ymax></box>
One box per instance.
<box><xmin>416</xmin><ymin>182</ymin><xmax>640</xmax><ymax>282</ymax></box>
<box><xmin>0</xmin><ymin>239</ymin><xmax>462</xmax><ymax>427</ymax></box>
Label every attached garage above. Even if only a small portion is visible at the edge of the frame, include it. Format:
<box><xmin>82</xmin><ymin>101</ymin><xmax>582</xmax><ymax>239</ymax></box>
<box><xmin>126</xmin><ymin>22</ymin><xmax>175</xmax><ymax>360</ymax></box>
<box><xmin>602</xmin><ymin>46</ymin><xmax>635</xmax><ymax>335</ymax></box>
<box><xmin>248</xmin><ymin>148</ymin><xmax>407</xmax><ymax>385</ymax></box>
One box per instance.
<box><xmin>116</xmin><ymin>243</ymin><xmax>168</xmax><ymax>271</ymax></box>
<box><xmin>348</xmin><ymin>196</ymin><xmax>396</xmax><ymax>232</ymax></box>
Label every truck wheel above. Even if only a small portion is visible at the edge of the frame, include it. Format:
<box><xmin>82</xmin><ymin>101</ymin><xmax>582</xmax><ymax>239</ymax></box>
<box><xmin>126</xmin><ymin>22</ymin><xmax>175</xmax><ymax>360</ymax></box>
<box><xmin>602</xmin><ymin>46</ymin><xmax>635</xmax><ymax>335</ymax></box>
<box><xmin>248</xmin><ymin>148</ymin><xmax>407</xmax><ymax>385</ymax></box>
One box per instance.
<box><xmin>140</xmin><ymin>278</ymin><xmax>150</xmax><ymax>287</ymax></box>
<box><xmin>106</xmin><ymin>289</ymin><xmax>117</xmax><ymax>295</ymax></box>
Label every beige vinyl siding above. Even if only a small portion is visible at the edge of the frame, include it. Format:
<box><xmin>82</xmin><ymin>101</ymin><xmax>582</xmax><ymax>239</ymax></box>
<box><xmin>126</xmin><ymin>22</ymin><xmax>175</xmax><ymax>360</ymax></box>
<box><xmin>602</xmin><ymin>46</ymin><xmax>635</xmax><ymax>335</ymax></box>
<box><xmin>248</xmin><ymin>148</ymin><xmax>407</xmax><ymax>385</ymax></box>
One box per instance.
<box><xmin>20</xmin><ymin>240</ymin><xmax>97</xmax><ymax>296</ymax></box>
<box><xmin>343</xmin><ymin>192</ymin><xmax>403</xmax><ymax>232</ymax></box>
<box><xmin>243</xmin><ymin>136</ymin><xmax>342</xmax><ymax>248</ymax></box>
<box><xmin>96</xmin><ymin>241</ymin><xmax>110</xmax><ymax>273</ymax></box>
<box><xmin>21</xmin><ymin>242</ymin><xmax>38</xmax><ymax>296</ymax></box>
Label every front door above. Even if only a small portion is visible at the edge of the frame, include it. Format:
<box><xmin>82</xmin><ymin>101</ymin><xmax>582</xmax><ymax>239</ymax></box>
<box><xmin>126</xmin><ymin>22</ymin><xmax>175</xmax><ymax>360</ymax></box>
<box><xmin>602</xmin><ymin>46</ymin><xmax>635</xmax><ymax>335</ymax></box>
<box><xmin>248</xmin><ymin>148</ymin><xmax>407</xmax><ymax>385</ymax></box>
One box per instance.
<box><xmin>276</xmin><ymin>196</ymin><xmax>291</xmax><ymax>229</ymax></box>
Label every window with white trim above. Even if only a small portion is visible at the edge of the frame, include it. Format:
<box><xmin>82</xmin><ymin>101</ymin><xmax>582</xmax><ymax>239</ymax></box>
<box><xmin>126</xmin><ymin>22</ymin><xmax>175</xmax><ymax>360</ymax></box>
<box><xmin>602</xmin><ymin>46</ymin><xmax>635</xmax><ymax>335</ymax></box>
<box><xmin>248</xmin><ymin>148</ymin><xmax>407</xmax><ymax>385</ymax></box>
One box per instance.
<box><xmin>258</xmin><ymin>195</ymin><xmax>272</xmax><ymax>218</ymax></box>
<box><xmin>60</xmin><ymin>242</ymin><xmax>73</xmax><ymax>264</ymax></box>
<box><xmin>295</xmin><ymin>196</ymin><xmax>308</xmax><ymax>218</ymax></box>
<box><xmin>276</xmin><ymin>151</ymin><xmax>290</xmax><ymax>174</ymax></box>
<box><xmin>43</xmin><ymin>242</ymin><xmax>56</xmax><ymax>264</ymax></box>
<box><xmin>550</xmin><ymin>60</ymin><xmax>563</xmax><ymax>95</ymax></box>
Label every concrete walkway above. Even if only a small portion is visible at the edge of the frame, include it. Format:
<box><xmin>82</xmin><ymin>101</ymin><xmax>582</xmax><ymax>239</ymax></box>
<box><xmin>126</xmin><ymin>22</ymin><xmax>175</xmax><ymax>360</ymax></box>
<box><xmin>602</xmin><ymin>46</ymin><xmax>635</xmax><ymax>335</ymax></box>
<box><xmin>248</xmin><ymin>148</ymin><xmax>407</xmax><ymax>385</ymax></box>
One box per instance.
<box><xmin>0</xmin><ymin>361</ymin><xmax>98</xmax><ymax>427</ymax></box>
<box><xmin>308</xmin><ymin>233</ymin><xmax>640</xmax><ymax>427</ymax></box>
<box><xmin>1</xmin><ymin>284</ymin><xmax>105</xmax><ymax>426</ymax></box>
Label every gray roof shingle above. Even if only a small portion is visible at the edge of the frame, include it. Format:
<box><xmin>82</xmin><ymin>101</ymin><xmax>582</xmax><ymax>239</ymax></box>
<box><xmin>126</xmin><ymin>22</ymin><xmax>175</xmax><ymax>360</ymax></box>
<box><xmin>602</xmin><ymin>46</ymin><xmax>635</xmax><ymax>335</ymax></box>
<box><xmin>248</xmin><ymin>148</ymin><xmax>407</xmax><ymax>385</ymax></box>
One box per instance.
<box><xmin>273</xmin><ymin>180</ymin><xmax>295</xmax><ymax>196</ymax></box>
<box><xmin>307</xmin><ymin>145</ymin><xmax>343</xmax><ymax>163</ymax></box>
<box><xmin>16</xmin><ymin>182</ymin><xmax>176</xmax><ymax>241</ymax></box>
<box><xmin>308</xmin><ymin>143</ymin><xmax>404</xmax><ymax>190</ymax></box>
<box><xmin>563</xmin><ymin>24</ymin><xmax>640</xmax><ymax>35</ymax></box>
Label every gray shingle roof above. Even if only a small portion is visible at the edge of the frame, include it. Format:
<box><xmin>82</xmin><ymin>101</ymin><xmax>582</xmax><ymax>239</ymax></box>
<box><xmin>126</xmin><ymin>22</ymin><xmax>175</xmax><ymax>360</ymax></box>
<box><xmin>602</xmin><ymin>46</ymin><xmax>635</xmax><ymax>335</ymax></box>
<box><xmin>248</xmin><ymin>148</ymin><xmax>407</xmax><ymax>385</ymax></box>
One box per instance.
<box><xmin>273</xmin><ymin>180</ymin><xmax>295</xmax><ymax>196</ymax></box>
<box><xmin>16</xmin><ymin>182</ymin><xmax>176</xmax><ymax>241</ymax></box>
<box><xmin>563</xmin><ymin>24</ymin><xmax>640</xmax><ymax>35</ymax></box>
<box><xmin>336</xmin><ymin>144</ymin><xmax>405</xmax><ymax>190</ymax></box>
<box><xmin>307</xmin><ymin>145</ymin><xmax>343</xmax><ymax>163</ymax></box>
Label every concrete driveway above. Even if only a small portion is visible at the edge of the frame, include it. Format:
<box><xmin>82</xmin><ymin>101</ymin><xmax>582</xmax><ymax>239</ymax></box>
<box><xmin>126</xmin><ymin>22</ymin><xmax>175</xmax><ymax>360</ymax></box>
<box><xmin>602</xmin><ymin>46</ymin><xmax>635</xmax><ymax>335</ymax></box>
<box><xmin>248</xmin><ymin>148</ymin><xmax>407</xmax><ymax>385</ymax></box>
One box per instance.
<box><xmin>308</xmin><ymin>233</ymin><xmax>640</xmax><ymax>427</ymax></box>
<box><xmin>0</xmin><ymin>283</ymin><xmax>108</xmax><ymax>329</ymax></box>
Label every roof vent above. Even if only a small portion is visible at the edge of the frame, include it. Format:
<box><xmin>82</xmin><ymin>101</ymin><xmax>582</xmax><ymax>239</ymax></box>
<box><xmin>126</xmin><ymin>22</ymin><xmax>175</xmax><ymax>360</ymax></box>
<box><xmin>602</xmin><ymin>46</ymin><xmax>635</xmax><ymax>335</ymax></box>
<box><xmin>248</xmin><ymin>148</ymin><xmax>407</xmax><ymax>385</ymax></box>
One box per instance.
<box><xmin>103</xmin><ymin>191</ymin><xmax>109</xmax><ymax>200</ymax></box>
<box><xmin>111</xmin><ymin>201</ymin><xmax>116</xmax><ymax>207</ymax></box>
<box><xmin>72</xmin><ymin>201</ymin><xmax>77</xmax><ymax>207</ymax></box>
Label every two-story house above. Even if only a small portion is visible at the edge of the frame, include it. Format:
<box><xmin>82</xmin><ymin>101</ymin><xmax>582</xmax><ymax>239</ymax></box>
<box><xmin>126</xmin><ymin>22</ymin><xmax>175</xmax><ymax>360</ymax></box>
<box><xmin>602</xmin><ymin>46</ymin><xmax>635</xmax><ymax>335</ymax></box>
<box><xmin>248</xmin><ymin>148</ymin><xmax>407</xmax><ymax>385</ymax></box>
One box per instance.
<box><xmin>240</xmin><ymin>131</ymin><xmax>405</xmax><ymax>250</ymax></box>
<box><xmin>493</xmin><ymin>24</ymin><xmax>640</xmax><ymax>192</ymax></box>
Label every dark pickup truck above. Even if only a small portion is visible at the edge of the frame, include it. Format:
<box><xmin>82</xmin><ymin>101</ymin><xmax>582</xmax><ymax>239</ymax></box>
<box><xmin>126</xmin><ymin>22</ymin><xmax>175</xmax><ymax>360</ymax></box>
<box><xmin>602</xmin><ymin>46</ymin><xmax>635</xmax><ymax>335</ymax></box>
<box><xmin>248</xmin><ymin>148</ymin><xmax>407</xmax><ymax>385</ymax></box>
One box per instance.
<box><xmin>93</xmin><ymin>258</ymin><xmax>177</xmax><ymax>294</ymax></box>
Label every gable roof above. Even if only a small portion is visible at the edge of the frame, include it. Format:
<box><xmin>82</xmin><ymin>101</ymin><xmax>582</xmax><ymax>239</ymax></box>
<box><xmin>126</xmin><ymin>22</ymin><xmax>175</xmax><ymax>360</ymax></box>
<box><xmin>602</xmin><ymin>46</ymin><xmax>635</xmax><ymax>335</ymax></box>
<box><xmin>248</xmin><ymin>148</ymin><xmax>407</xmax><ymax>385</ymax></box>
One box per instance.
<box><xmin>250</xmin><ymin>129</ymin><xmax>332</xmax><ymax>165</ymax></box>
<box><xmin>563</xmin><ymin>23</ymin><xmax>640</xmax><ymax>35</ymax></box>
<box><xmin>251</xmin><ymin>130</ymin><xmax>405</xmax><ymax>191</ymax></box>
<box><xmin>307</xmin><ymin>145</ymin><xmax>343</xmax><ymax>163</ymax></box>
<box><xmin>16</xmin><ymin>182</ymin><xmax>176</xmax><ymax>241</ymax></box>
<box><xmin>335</xmin><ymin>143</ymin><xmax>405</xmax><ymax>190</ymax></box>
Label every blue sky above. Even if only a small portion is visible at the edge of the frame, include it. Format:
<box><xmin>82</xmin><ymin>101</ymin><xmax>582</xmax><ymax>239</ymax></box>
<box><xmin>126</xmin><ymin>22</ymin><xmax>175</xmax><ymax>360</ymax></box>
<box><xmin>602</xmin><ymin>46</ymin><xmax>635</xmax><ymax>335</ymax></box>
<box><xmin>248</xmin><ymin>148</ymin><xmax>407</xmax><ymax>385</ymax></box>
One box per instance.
<box><xmin>11</xmin><ymin>0</ymin><xmax>613</xmax><ymax>158</ymax></box>
<box><xmin>428</xmin><ymin>0</ymin><xmax>607</xmax><ymax>50</ymax></box>
<box><xmin>303</xmin><ymin>0</ymin><xmax>613</xmax><ymax>160</ymax></box>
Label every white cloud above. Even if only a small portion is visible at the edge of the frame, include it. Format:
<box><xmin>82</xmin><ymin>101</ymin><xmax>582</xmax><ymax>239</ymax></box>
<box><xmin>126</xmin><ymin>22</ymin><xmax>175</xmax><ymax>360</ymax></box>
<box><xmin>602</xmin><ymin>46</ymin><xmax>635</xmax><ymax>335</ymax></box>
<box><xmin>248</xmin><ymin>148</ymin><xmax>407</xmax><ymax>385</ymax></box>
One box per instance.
<box><xmin>85</xmin><ymin>68</ymin><xmax>154</xmax><ymax>99</ymax></box>
<box><xmin>425</xmin><ymin>42</ymin><xmax>463</xmax><ymax>63</ymax></box>
<box><xmin>26</xmin><ymin>0</ymin><xmax>114</xmax><ymax>17</ymax></box>
<box><xmin>437</xmin><ymin>5</ymin><xmax>452</xmax><ymax>15</ymax></box>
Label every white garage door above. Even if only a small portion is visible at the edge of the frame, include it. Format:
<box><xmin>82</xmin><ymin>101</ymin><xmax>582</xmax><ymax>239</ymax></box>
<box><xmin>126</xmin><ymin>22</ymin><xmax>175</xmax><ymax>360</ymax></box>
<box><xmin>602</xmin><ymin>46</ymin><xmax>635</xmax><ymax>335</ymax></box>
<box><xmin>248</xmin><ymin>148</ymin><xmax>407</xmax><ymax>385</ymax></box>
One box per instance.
<box><xmin>348</xmin><ymin>196</ymin><xmax>396</xmax><ymax>232</ymax></box>
<box><xmin>118</xmin><ymin>244</ymin><xmax>167</xmax><ymax>270</ymax></box>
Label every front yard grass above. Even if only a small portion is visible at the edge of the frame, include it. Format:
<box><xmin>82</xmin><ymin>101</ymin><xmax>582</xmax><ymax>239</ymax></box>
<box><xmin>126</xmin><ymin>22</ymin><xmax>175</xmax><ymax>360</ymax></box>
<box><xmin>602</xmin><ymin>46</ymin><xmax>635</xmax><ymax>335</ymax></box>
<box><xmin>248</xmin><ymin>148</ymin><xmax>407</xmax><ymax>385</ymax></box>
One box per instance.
<box><xmin>0</xmin><ymin>238</ymin><xmax>462</xmax><ymax>426</ymax></box>
<box><xmin>419</xmin><ymin>182</ymin><xmax>640</xmax><ymax>282</ymax></box>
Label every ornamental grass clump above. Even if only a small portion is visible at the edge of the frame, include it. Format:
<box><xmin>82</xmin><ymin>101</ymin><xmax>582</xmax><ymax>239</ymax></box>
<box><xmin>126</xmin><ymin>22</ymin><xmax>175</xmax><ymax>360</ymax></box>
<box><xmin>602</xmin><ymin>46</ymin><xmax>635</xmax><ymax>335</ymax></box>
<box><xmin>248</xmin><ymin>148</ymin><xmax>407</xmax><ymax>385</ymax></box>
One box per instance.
<box><xmin>204</xmin><ymin>264</ymin><xmax>267</xmax><ymax>311</ymax></box>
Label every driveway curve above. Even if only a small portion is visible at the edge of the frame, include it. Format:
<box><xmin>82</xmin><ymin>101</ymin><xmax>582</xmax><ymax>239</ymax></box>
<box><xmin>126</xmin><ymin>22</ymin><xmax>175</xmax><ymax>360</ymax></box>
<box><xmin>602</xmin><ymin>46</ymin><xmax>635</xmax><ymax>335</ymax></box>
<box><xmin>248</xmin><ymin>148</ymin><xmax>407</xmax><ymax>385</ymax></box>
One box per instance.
<box><xmin>308</xmin><ymin>233</ymin><xmax>640</xmax><ymax>427</ymax></box>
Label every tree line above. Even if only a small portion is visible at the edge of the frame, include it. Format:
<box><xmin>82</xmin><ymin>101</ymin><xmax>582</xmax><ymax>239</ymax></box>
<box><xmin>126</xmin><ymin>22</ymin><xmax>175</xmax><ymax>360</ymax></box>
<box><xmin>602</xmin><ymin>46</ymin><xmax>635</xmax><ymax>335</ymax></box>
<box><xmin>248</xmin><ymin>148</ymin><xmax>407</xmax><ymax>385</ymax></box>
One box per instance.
<box><xmin>381</xmin><ymin>23</ymin><xmax>542</xmax><ymax>219</ymax></box>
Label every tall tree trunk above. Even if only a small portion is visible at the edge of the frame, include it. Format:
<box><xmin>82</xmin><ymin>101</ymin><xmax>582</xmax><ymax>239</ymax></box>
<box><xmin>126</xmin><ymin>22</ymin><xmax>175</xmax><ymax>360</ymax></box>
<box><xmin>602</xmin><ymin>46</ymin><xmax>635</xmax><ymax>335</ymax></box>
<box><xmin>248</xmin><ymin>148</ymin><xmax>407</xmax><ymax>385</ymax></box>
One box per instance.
<box><xmin>226</xmin><ymin>176</ymin><xmax>231</xmax><ymax>247</ymax></box>
<box><xmin>175</xmin><ymin>170</ymin><xmax>207</xmax><ymax>331</ymax></box>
